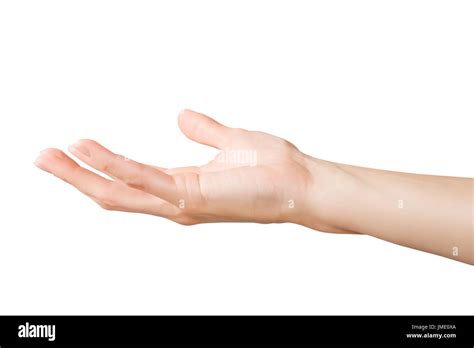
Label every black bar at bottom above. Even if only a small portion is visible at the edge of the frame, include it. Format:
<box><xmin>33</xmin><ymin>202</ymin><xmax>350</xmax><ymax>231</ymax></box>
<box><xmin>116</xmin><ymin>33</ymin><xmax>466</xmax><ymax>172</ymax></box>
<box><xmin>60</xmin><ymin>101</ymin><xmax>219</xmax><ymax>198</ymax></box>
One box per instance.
<box><xmin>0</xmin><ymin>316</ymin><xmax>472</xmax><ymax>346</ymax></box>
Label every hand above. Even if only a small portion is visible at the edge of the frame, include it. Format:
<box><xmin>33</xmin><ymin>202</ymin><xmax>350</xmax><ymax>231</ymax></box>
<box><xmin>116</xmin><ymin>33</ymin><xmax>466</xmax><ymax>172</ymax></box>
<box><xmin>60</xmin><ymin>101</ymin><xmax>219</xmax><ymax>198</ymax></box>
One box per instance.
<box><xmin>35</xmin><ymin>109</ymin><xmax>473</xmax><ymax>264</ymax></box>
<box><xmin>34</xmin><ymin>110</ymin><xmax>326</xmax><ymax>228</ymax></box>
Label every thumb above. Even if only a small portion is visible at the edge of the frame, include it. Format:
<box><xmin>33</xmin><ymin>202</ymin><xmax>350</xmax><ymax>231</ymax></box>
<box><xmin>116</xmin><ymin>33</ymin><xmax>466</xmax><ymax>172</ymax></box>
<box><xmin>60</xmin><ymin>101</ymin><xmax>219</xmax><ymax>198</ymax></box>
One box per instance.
<box><xmin>177</xmin><ymin>109</ymin><xmax>232</xmax><ymax>149</ymax></box>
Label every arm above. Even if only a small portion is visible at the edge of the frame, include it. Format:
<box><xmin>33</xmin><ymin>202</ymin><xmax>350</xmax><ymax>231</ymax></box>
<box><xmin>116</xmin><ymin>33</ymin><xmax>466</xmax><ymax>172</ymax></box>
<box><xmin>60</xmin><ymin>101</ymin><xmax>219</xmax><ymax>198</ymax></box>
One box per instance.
<box><xmin>299</xmin><ymin>158</ymin><xmax>473</xmax><ymax>264</ymax></box>
<box><xmin>34</xmin><ymin>109</ymin><xmax>473</xmax><ymax>264</ymax></box>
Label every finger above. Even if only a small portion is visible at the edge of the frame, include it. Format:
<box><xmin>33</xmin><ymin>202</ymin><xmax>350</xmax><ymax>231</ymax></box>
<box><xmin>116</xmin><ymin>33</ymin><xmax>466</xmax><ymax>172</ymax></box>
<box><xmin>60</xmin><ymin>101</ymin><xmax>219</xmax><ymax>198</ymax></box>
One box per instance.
<box><xmin>177</xmin><ymin>109</ymin><xmax>233</xmax><ymax>149</ymax></box>
<box><xmin>67</xmin><ymin>140</ymin><xmax>180</xmax><ymax>205</ymax></box>
<box><xmin>34</xmin><ymin>148</ymin><xmax>179</xmax><ymax>217</ymax></box>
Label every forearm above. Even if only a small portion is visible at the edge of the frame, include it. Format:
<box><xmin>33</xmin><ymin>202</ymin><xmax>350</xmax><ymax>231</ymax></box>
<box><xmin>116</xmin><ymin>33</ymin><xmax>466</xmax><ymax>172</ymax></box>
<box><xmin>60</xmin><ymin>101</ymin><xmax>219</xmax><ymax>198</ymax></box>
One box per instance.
<box><xmin>299</xmin><ymin>157</ymin><xmax>473</xmax><ymax>264</ymax></box>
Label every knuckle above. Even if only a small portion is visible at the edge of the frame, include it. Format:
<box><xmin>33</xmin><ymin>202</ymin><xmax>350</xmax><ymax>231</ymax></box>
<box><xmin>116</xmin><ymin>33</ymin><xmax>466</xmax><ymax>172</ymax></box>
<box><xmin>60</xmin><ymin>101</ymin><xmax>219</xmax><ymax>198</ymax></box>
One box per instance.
<box><xmin>124</xmin><ymin>174</ymin><xmax>143</xmax><ymax>188</ymax></box>
<box><xmin>101</xmin><ymin>160</ymin><xmax>114</xmax><ymax>174</ymax></box>
<box><xmin>93</xmin><ymin>183</ymin><xmax>116</xmax><ymax>202</ymax></box>
<box><xmin>98</xmin><ymin>201</ymin><xmax>114</xmax><ymax>211</ymax></box>
<box><xmin>280</xmin><ymin>138</ymin><xmax>297</xmax><ymax>149</ymax></box>
<box><xmin>173</xmin><ymin>216</ymin><xmax>198</xmax><ymax>226</ymax></box>
<box><xmin>123</xmin><ymin>164</ymin><xmax>146</xmax><ymax>188</ymax></box>
<box><xmin>101</xmin><ymin>154</ymin><xmax>124</xmax><ymax>174</ymax></box>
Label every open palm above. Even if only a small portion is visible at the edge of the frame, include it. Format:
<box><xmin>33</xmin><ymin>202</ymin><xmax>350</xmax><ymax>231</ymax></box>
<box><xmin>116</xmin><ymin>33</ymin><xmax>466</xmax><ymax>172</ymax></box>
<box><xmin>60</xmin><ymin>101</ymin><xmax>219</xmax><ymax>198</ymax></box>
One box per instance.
<box><xmin>35</xmin><ymin>110</ymin><xmax>314</xmax><ymax>226</ymax></box>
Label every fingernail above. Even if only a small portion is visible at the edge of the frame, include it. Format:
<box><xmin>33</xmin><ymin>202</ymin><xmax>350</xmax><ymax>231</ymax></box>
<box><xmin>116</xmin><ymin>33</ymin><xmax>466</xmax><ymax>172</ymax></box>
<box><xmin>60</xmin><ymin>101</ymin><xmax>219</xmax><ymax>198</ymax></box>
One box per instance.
<box><xmin>179</xmin><ymin>109</ymin><xmax>190</xmax><ymax>116</ymax></box>
<box><xmin>34</xmin><ymin>155</ymin><xmax>51</xmax><ymax>173</ymax></box>
<box><xmin>69</xmin><ymin>142</ymin><xmax>90</xmax><ymax>157</ymax></box>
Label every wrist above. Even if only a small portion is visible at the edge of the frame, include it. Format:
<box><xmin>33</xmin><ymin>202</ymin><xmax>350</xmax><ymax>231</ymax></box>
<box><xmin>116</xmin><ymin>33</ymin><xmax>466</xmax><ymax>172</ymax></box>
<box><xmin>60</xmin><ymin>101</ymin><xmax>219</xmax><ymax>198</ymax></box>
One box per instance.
<box><xmin>294</xmin><ymin>156</ymin><xmax>360</xmax><ymax>234</ymax></box>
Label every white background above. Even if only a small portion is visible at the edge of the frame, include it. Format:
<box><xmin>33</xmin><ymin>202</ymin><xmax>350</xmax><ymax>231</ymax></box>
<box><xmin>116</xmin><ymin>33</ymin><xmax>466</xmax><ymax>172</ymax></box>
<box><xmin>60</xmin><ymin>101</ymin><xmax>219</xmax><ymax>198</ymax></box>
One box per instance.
<box><xmin>0</xmin><ymin>0</ymin><xmax>472</xmax><ymax>314</ymax></box>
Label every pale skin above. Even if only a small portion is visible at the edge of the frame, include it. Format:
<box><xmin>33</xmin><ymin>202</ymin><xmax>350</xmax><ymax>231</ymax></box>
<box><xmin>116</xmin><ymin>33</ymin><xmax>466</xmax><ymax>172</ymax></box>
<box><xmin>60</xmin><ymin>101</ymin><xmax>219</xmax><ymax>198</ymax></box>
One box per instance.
<box><xmin>35</xmin><ymin>109</ymin><xmax>473</xmax><ymax>265</ymax></box>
